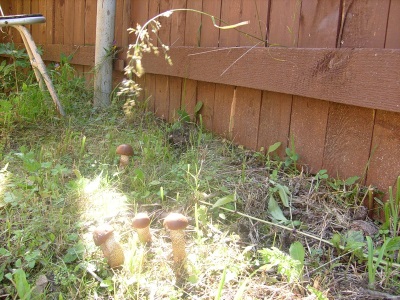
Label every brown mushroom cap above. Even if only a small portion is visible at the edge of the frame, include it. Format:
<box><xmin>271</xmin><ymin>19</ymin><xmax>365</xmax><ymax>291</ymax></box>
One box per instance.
<box><xmin>93</xmin><ymin>224</ymin><xmax>115</xmax><ymax>246</ymax></box>
<box><xmin>132</xmin><ymin>213</ymin><xmax>151</xmax><ymax>229</ymax></box>
<box><xmin>116</xmin><ymin>144</ymin><xmax>134</xmax><ymax>156</ymax></box>
<box><xmin>163</xmin><ymin>213</ymin><xmax>188</xmax><ymax>230</ymax></box>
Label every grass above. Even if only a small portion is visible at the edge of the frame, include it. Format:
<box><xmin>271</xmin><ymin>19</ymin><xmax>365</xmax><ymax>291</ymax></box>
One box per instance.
<box><xmin>0</xmin><ymin>57</ymin><xmax>400</xmax><ymax>299</ymax></box>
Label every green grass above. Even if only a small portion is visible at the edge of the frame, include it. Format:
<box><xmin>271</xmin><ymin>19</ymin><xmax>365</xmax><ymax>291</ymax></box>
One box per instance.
<box><xmin>0</xmin><ymin>58</ymin><xmax>400</xmax><ymax>299</ymax></box>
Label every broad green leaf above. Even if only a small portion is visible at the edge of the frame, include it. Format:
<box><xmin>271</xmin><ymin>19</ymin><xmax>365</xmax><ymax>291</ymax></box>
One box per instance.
<box><xmin>212</xmin><ymin>194</ymin><xmax>235</xmax><ymax>209</ymax></box>
<box><xmin>13</xmin><ymin>269</ymin><xmax>32</xmax><ymax>300</ymax></box>
<box><xmin>268</xmin><ymin>195</ymin><xmax>287</xmax><ymax>222</ymax></box>
<box><xmin>194</xmin><ymin>101</ymin><xmax>203</xmax><ymax>115</ymax></box>
<box><xmin>345</xmin><ymin>176</ymin><xmax>359</xmax><ymax>185</ymax></box>
<box><xmin>267</xmin><ymin>142</ymin><xmax>281</xmax><ymax>155</ymax></box>
<box><xmin>289</xmin><ymin>241</ymin><xmax>305</xmax><ymax>265</ymax></box>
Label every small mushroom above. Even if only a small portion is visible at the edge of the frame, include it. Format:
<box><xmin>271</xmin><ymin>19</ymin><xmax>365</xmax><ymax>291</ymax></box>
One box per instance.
<box><xmin>116</xmin><ymin>144</ymin><xmax>134</xmax><ymax>168</ymax></box>
<box><xmin>163</xmin><ymin>213</ymin><xmax>189</xmax><ymax>263</ymax></box>
<box><xmin>132</xmin><ymin>212</ymin><xmax>152</xmax><ymax>244</ymax></box>
<box><xmin>93</xmin><ymin>224</ymin><xmax>125</xmax><ymax>268</ymax></box>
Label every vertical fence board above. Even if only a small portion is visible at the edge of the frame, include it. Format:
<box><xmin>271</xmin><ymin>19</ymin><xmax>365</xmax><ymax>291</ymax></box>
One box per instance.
<box><xmin>155</xmin><ymin>74</ymin><xmax>169</xmax><ymax>119</ymax></box>
<box><xmin>385</xmin><ymin>0</ymin><xmax>400</xmax><ymax>49</ymax></box>
<box><xmin>63</xmin><ymin>0</ymin><xmax>74</xmax><ymax>46</ymax></box>
<box><xmin>367</xmin><ymin>2</ymin><xmax>400</xmax><ymax>192</ymax></box>
<box><xmin>83</xmin><ymin>0</ymin><xmax>97</xmax><ymax>84</ymax></box>
<box><xmin>323</xmin><ymin>0</ymin><xmax>390</xmax><ymax>181</ymax></box>
<box><xmin>340</xmin><ymin>0</ymin><xmax>390</xmax><ymax>48</ymax></box>
<box><xmin>121</xmin><ymin>0</ymin><xmax>131</xmax><ymax>49</ymax></box>
<box><xmin>197</xmin><ymin>0</ymin><xmax>221</xmax><ymax>131</ymax></box>
<box><xmin>213</xmin><ymin>84</ymin><xmax>235</xmax><ymax>138</ymax></box>
<box><xmin>168</xmin><ymin>0</ymin><xmax>187</xmax><ymax>121</ymax></box>
<box><xmin>290</xmin><ymin>0</ymin><xmax>339</xmax><ymax>173</ymax></box>
<box><xmin>54</xmin><ymin>0</ymin><xmax>64</xmax><ymax>44</ymax></box>
<box><xmin>212</xmin><ymin>0</ymin><xmax>241</xmax><ymax>137</ymax></box>
<box><xmin>257</xmin><ymin>91</ymin><xmax>292</xmax><ymax>157</ymax></box>
<box><xmin>169</xmin><ymin>76</ymin><xmax>182</xmax><ymax>121</ymax></box>
<box><xmin>45</xmin><ymin>0</ymin><xmax>54</xmax><ymax>45</ymax></box>
<box><xmin>232</xmin><ymin>1</ymin><xmax>268</xmax><ymax>149</ymax></box>
<box><xmin>37</xmin><ymin>0</ymin><xmax>47</xmax><ymax>45</ymax></box>
<box><xmin>240</xmin><ymin>0</ymin><xmax>269</xmax><ymax>46</ymax></box>
<box><xmin>182</xmin><ymin>0</ymin><xmax>202</xmax><ymax>119</ymax></box>
<box><xmin>323</xmin><ymin>105</ymin><xmax>374</xmax><ymax>178</ymax></box>
<box><xmin>200</xmin><ymin>0</ymin><xmax>221</xmax><ymax>47</ymax></box>
<box><xmin>219</xmin><ymin>0</ymin><xmax>241</xmax><ymax>47</ymax></box>
<box><xmin>130</xmin><ymin>1</ymin><xmax>149</xmax><ymax>102</ymax></box>
<box><xmin>145</xmin><ymin>73</ymin><xmax>156</xmax><ymax>112</ymax></box>
<box><xmin>268</xmin><ymin>0</ymin><xmax>301</xmax><ymax>47</ymax></box>
<box><xmin>259</xmin><ymin>0</ymin><xmax>300</xmax><ymax>156</ymax></box>
<box><xmin>232</xmin><ymin>87</ymin><xmax>261</xmax><ymax>149</ymax></box>
<box><xmin>114</xmin><ymin>0</ymin><xmax>124</xmax><ymax>48</ymax></box>
<box><xmin>73</xmin><ymin>0</ymin><xmax>86</xmax><ymax>75</ymax></box>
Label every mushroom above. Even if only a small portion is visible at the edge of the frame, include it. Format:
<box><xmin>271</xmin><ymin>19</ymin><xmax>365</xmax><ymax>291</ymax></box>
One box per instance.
<box><xmin>116</xmin><ymin>144</ymin><xmax>134</xmax><ymax>168</ymax></box>
<box><xmin>163</xmin><ymin>213</ymin><xmax>189</xmax><ymax>263</ymax></box>
<box><xmin>132</xmin><ymin>212</ymin><xmax>152</xmax><ymax>244</ymax></box>
<box><xmin>93</xmin><ymin>223</ymin><xmax>125</xmax><ymax>268</ymax></box>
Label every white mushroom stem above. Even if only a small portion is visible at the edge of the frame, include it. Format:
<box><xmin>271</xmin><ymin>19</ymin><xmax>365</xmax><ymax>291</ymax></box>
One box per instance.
<box><xmin>100</xmin><ymin>233</ymin><xmax>125</xmax><ymax>268</ymax></box>
<box><xmin>119</xmin><ymin>154</ymin><xmax>130</xmax><ymax>168</ymax></box>
<box><xmin>169</xmin><ymin>230</ymin><xmax>186</xmax><ymax>263</ymax></box>
<box><xmin>136</xmin><ymin>227</ymin><xmax>151</xmax><ymax>243</ymax></box>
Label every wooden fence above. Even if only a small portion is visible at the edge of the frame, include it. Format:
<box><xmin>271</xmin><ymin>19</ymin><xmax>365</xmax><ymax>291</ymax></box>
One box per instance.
<box><xmin>1</xmin><ymin>0</ymin><xmax>399</xmax><ymax>196</ymax></box>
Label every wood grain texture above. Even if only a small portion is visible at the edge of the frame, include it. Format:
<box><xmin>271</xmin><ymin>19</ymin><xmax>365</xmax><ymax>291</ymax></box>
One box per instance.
<box><xmin>197</xmin><ymin>81</ymin><xmax>215</xmax><ymax>131</ymax></box>
<box><xmin>181</xmin><ymin>78</ymin><xmax>197</xmax><ymax>119</ymax></box>
<box><xmin>63</xmin><ymin>0</ymin><xmax>74</xmax><ymax>45</ymax></box>
<box><xmin>340</xmin><ymin>0</ymin><xmax>390</xmax><ymax>48</ymax></box>
<box><xmin>367</xmin><ymin>110</ymin><xmax>400</xmax><ymax>190</ymax></box>
<box><xmin>144</xmin><ymin>73</ymin><xmax>156</xmax><ymax>113</ymax></box>
<box><xmin>324</xmin><ymin>0</ymin><xmax>389</xmax><ymax>182</ymax></box>
<box><xmin>293</xmin><ymin>0</ymin><xmax>339</xmax><ymax>173</ymax></box>
<box><xmin>140</xmin><ymin>46</ymin><xmax>400</xmax><ymax>113</ymax></box>
<box><xmin>257</xmin><ymin>91</ymin><xmax>292</xmax><ymax>157</ymax></box>
<box><xmin>219</xmin><ymin>0</ymin><xmax>241</xmax><ymax>47</ymax></box>
<box><xmin>232</xmin><ymin>87</ymin><xmax>261</xmax><ymax>149</ymax></box>
<box><xmin>240</xmin><ymin>0</ymin><xmax>269</xmax><ymax>46</ymax></box>
<box><xmin>155</xmin><ymin>74</ymin><xmax>169</xmax><ymax>120</ymax></box>
<box><xmin>54</xmin><ymin>0</ymin><xmax>64</xmax><ymax>44</ymax></box>
<box><xmin>385</xmin><ymin>0</ymin><xmax>400</xmax><ymax>49</ymax></box>
<box><xmin>366</xmin><ymin>1</ymin><xmax>400</xmax><ymax>194</ymax></box>
<box><xmin>169</xmin><ymin>76</ymin><xmax>182</xmax><ymax>121</ymax></box>
<box><xmin>268</xmin><ymin>0</ymin><xmax>301</xmax><ymax>47</ymax></box>
<box><xmin>184</xmin><ymin>0</ymin><xmax>202</xmax><ymax>47</ymax></box>
<box><xmin>213</xmin><ymin>84</ymin><xmax>235</xmax><ymax>138</ymax></box>
<box><xmin>200</xmin><ymin>0</ymin><xmax>221</xmax><ymax>47</ymax></box>
<box><xmin>45</xmin><ymin>0</ymin><xmax>54</xmax><ymax>44</ymax></box>
<box><xmin>323</xmin><ymin>104</ymin><xmax>374</xmax><ymax>178</ymax></box>
<box><xmin>291</xmin><ymin>96</ymin><xmax>330</xmax><ymax>173</ymax></box>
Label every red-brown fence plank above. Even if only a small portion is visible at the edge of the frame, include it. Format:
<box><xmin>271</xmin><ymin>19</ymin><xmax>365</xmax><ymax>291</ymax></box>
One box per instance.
<box><xmin>197</xmin><ymin>0</ymin><xmax>221</xmax><ymax>132</ymax></box>
<box><xmin>340</xmin><ymin>0</ymin><xmax>390</xmax><ymax>48</ymax></box>
<box><xmin>145</xmin><ymin>73</ymin><xmax>156</xmax><ymax>113</ymax></box>
<box><xmin>54</xmin><ymin>0</ymin><xmax>64</xmax><ymax>44</ymax></box>
<box><xmin>63</xmin><ymin>0</ymin><xmax>74</xmax><ymax>46</ymax></box>
<box><xmin>155</xmin><ymin>74</ymin><xmax>169</xmax><ymax>120</ymax></box>
<box><xmin>385</xmin><ymin>0</ymin><xmax>400</xmax><ymax>49</ymax></box>
<box><xmin>366</xmin><ymin>1</ymin><xmax>400</xmax><ymax>194</ymax></box>
<box><xmin>181</xmin><ymin>0</ymin><xmax>201</xmax><ymax>119</ymax></box>
<box><xmin>219</xmin><ymin>0</ymin><xmax>241</xmax><ymax>47</ymax></box>
<box><xmin>232</xmin><ymin>87</ymin><xmax>261</xmax><ymax>149</ymax></box>
<box><xmin>259</xmin><ymin>0</ymin><xmax>299</xmax><ymax>156</ymax></box>
<box><xmin>213</xmin><ymin>84</ymin><xmax>235</xmax><ymax>138</ymax></box>
<box><xmin>240</xmin><ymin>0</ymin><xmax>269</xmax><ymax>46</ymax></box>
<box><xmin>169</xmin><ymin>76</ymin><xmax>182</xmax><ymax>121</ymax></box>
<box><xmin>73</xmin><ymin>0</ymin><xmax>86</xmax><ymax>76</ymax></box>
<box><xmin>168</xmin><ymin>0</ymin><xmax>187</xmax><ymax>121</ymax></box>
<box><xmin>257</xmin><ymin>91</ymin><xmax>292</xmax><ymax>157</ymax></box>
<box><xmin>292</xmin><ymin>0</ymin><xmax>339</xmax><ymax>173</ymax></box>
<box><xmin>324</xmin><ymin>0</ymin><xmax>390</xmax><ymax>182</ymax></box>
<box><xmin>45</xmin><ymin>0</ymin><xmax>54</xmax><ymax>45</ymax></box>
<box><xmin>367</xmin><ymin>111</ymin><xmax>400</xmax><ymax>191</ymax></box>
<box><xmin>114</xmin><ymin>0</ymin><xmax>124</xmax><ymax>48</ymax></box>
<box><xmin>232</xmin><ymin>0</ymin><xmax>268</xmax><ymax>150</ymax></box>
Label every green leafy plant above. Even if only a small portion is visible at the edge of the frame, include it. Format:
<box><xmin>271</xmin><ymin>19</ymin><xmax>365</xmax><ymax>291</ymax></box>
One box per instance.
<box><xmin>259</xmin><ymin>241</ymin><xmax>305</xmax><ymax>283</ymax></box>
<box><xmin>284</xmin><ymin>136</ymin><xmax>299</xmax><ymax>170</ymax></box>
<box><xmin>381</xmin><ymin>176</ymin><xmax>400</xmax><ymax>237</ymax></box>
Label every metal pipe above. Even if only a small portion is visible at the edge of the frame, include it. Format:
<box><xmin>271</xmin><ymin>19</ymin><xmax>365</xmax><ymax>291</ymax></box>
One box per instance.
<box><xmin>94</xmin><ymin>0</ymin><xmax>116</xmax><ymax>107</ymax></box>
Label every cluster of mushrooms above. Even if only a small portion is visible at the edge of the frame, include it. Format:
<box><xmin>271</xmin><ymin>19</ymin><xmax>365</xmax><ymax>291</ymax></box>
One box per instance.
<box><xmin>93</xmin><ymin>145</ymin><xmax>189</xmax><ymax>269</ymax></box>
<box><xmin>92</xmin><ymin>212</ymin><xmax>189</xmax><ymax>269</ymax></box>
